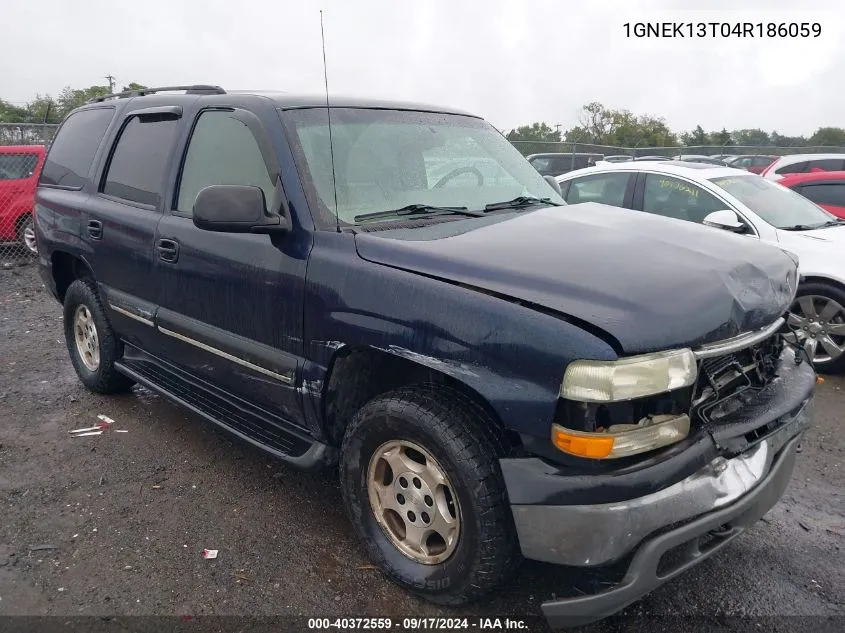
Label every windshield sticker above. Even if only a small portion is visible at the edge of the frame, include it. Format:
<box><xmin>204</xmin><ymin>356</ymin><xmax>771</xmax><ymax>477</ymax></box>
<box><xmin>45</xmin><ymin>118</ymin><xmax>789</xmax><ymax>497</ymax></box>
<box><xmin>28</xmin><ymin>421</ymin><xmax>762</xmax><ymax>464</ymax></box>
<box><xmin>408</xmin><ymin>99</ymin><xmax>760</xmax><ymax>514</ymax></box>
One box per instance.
<box><xmin>658</xmin><ymin>178</ymin><xmax>699</xmax><ymax>198</ymax></box>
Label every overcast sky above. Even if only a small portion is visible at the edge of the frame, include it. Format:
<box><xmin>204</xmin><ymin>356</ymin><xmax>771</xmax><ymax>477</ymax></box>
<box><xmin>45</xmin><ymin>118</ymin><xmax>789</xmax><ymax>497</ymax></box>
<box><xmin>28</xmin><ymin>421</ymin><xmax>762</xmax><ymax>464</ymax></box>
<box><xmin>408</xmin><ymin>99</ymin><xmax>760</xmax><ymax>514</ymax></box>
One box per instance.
<box><xmin>2</xmin><ymin>0</ymin><xmax>841</xmax><ymax>135</ymax></box>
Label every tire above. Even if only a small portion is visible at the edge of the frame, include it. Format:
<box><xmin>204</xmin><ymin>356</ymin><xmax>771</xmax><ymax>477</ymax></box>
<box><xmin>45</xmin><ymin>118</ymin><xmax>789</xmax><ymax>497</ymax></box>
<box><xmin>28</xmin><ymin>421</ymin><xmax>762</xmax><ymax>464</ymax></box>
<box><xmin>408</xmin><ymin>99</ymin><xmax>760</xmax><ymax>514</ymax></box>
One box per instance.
<box><xmin>788</xmin><ymin>281</ymin><xmax>845</xmax><ymax>374</ymax></box>
<box><xmin>63</xmin><ymin>278</ymin><xmax>135</xmax><ymax>394</ymax></box>
<box><xmin>16</xmin><ymin>214</ymin><xmax>37</xmax><ymax>256</ymax></box>
<box><xmin>340</xmin><ymin>383</ymin><xmax>520</xmax><ymax>605</ymax></box>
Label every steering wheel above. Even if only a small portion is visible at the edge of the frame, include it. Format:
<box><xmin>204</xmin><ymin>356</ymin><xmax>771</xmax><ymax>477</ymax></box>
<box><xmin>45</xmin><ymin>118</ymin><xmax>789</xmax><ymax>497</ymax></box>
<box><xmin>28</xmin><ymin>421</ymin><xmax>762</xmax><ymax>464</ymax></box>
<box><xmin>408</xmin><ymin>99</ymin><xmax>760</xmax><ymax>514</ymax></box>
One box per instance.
<box><xmin>434</xmin><ymin>166</ymin><xmax>484</xmax><ymax>189</ymax></box>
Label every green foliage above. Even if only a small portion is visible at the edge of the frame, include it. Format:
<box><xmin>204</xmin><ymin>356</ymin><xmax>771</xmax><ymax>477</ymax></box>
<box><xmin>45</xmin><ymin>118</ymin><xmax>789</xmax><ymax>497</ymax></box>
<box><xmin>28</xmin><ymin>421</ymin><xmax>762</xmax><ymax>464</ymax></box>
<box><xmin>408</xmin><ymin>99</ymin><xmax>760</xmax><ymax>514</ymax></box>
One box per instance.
<box><xmin>808</xmin><ymin>126</ymin><xmax>845</xmax><ymax>147</ymax></box>
<box><xmin>505</xmin><ymin>122</ymin><xmax>561</xmax><ymax>155</ymax></box>
<box><xmin>1</xmin><ymin>81</ymin><xmax>146</xmax><ymax>125</ymax></box>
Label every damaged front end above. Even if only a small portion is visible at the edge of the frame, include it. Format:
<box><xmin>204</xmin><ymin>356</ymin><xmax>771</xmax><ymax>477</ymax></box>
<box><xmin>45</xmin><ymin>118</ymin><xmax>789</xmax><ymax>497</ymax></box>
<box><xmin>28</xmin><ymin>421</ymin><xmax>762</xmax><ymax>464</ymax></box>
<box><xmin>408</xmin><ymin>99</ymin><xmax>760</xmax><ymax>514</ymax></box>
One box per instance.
<box><xmin>501</xmin><ymin>318</ymin><xmax>816</xmax><ymax>628</ymax></box>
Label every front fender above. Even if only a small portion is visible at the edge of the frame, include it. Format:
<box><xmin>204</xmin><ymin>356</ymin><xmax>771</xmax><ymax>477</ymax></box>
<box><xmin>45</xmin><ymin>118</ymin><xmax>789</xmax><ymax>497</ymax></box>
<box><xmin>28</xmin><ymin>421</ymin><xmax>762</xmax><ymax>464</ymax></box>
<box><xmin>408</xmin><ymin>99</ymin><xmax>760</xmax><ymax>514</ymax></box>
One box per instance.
<box><xmin>300</xmin><ymin>232</ymin><xmax>617</xmax><ymax>441</ymax></box>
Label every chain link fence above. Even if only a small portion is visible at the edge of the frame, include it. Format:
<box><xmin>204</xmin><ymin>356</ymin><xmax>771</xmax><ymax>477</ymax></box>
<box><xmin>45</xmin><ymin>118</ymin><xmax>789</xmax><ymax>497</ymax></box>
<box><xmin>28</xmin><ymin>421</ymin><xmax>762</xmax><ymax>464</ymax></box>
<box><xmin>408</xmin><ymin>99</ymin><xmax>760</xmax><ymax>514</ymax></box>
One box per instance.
<box><xmin>509</xmin><ymin>140</ymin><xmax>845</xmax><ymax>158</ymax></box>
<box><xmin>0</xmin><ymin>124</ymin><xmax>57</xmax><ymax>265</ymax></box>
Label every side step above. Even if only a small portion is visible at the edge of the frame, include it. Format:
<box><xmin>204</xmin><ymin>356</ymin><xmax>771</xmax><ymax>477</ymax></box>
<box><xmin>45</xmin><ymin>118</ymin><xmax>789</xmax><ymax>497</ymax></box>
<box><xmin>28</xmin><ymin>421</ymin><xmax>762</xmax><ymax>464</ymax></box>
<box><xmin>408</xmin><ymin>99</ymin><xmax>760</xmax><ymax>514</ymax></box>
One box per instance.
<box><xmin>115</xmin><ymin>352</ymin><xmax>335</xmax><ymax>471</ymax></box>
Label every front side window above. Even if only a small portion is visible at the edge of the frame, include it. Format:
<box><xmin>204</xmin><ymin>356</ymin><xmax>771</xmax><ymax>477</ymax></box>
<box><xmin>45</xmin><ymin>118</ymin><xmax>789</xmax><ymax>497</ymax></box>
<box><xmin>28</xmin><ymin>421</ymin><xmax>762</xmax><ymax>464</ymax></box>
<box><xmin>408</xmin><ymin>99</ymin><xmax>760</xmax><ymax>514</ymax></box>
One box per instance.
<box><xmin>176</xmin><ymin>110</ymin><xmax>275</xmax><ymax>215</ymax></box>
<box><xmin>642</xmin><ymin>174</ymin><xmax>725</xmax><ymax>223</ymax></box>
<box><xmin>102</xmin><ymin>115</ymin><xmax>179</xmax><ymax>207</ymax></box>
<box><xmin>566</xmin><ymin>172</ymin><xmax>630</xmax><ymax>207</ymax></box>
<box><xmin>0</xmin><ymin>153</ymin><xmax>39</xmax><ymax>181</ymax></box>
<box><xmin>284</xmin><ymin>108</ymin><xmax>564</xmax><ymax>228</ymax></box>
<box><xmin>41</xmin><ymin>108</ymin><xmax>114</xmax><ymax>188</ymax></box>
<box><xmin>798</xmin><ymin>183</ymin><xmax>845</xmax><ymax>207</ymax></box>
<box><xmin>711</xmin><ymin>174</ymin><xmax>835</xmax><ymax>229</ymax></box>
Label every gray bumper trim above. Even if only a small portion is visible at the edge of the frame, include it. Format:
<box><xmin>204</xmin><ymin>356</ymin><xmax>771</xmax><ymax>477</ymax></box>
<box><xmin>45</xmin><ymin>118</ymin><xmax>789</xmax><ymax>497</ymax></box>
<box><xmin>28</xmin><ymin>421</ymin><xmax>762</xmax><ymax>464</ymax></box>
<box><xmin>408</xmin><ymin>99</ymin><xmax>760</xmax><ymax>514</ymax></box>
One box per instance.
<box><xmin>540</xmin><ymin>432</ymin><xmax>802</xmax><ymax>629</ymax></box>
<box><xmin>512</xmin><ymin>398</ymin><xmax>811</xmax><ymax>567</ymax></box>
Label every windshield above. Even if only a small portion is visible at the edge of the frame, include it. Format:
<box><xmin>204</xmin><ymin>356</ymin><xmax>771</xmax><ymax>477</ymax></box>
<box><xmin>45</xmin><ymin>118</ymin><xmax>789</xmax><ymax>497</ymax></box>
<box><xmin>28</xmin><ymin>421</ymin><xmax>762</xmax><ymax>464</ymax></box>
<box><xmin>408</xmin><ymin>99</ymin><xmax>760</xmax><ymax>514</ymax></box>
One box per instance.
<box><xmin>283</xmin><ymin>108</ymin><xmax>564</xmax><ymax>227</ymax></box>
<box><xmin>710</xmin><ymin>174</ymin><xmax>836</xmax><ymax>229</ymax></box>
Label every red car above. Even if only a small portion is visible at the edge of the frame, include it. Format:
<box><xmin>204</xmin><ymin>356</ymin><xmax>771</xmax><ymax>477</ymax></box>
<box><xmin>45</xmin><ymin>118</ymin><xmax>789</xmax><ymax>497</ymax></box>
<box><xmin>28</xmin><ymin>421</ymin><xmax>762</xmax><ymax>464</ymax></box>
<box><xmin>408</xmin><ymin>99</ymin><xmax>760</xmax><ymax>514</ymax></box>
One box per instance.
<box><xmin>778</xmin><ymin>170</ymin><xmax>845</xmax><ymax>219</ymax></box>
<box><xmin>0</xmin><ymin>144</ymin><xmax>46</xmax><ymax>255</ymax></box>
<box><xmin>726</xmin><ymin>154</ymin><xmax>777</xmax><ymax>174</ymax></box>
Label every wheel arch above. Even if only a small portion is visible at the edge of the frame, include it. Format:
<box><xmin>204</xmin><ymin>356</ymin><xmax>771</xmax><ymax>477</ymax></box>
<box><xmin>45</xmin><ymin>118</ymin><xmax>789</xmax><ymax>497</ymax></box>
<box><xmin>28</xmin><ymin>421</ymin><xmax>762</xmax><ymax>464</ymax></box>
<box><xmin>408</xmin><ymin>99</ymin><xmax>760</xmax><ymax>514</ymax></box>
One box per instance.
<box><xmin>51</xmin><ymin>250</ymin><xmax>96</xmax><ymax>303</ymax></box>
<box><xmin>321</xmin><ymin>344</ymin><xmax>520</xmax><ymax>451</ymax></box>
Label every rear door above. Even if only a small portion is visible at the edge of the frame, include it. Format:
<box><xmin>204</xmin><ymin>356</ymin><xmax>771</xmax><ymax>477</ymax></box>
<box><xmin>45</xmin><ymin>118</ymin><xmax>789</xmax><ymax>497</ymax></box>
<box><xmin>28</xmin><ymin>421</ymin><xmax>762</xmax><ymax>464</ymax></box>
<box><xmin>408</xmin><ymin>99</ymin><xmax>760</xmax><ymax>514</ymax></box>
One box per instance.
<box><xmin>83</xmin><ymin>104</ymin><xmax>183</xmax><ymax>354</ymax></box>
<box><xmin>154</xmin><ymin>103</ymin><xmax>307</xmax><ymax>423</ymax></box>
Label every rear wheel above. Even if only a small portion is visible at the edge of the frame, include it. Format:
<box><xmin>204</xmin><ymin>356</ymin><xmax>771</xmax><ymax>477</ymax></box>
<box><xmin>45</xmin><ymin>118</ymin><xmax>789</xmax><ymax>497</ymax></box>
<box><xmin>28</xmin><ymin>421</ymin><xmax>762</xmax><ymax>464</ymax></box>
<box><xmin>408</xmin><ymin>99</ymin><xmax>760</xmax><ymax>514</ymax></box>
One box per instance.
<box><xmin>340</xmin><ymin>384</ymin><xmax>520</xmax><ymax>605</ymax></box>
<box><xmin>17</xmin><ymin>214</ymin><xmax>37</xmax><ymax>255</ymax></box>
<box><xmin>63</xmin><ymin>279</ymin><xmax>135</xmax><ymax>394</ymax></box>
<box><xmin>785</xmin><ymin>282</ymin><xmax>845</xmax><ymax>374</ymax></box>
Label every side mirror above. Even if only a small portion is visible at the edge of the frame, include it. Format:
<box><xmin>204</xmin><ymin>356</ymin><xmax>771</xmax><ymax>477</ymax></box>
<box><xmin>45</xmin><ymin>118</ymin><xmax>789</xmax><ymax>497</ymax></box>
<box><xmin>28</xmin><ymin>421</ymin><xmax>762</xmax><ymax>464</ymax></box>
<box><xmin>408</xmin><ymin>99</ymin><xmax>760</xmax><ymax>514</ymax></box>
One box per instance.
<box><xmin>703</xmin><ymin>209</ymin><xmax>747</xmax><ymax>233</ymax></box>
<box><xmin>193</xmin><ymin>185</ymin><xmax>289</xmax><ymax>233</ymax></box>
<box><xmin>544</xmin><ymin>175</ymin><xmax>563</xmax><ymax>197</ymax></box>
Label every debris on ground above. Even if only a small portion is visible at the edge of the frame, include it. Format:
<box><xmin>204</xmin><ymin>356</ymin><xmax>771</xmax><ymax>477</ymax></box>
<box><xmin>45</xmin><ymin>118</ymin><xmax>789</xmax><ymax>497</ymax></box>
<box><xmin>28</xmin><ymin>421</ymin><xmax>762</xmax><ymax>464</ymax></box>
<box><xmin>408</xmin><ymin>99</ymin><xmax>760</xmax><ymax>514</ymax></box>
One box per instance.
<box><xmin>799</xmin><ymin>521</ymin><xmax>811</xmax><ymax>532</ymax></box>
<box><xmin>69</xmin><ymin>414</ymin><xmax>128</xmax><ymax>437</ymax></box>
<box><xmin>358</xmin><ymin>564</ymin><xmax>378</xmax><ymax>571</ymax></box>
<box><xmin>28</xmin><ymin>545</ymin><xmax>58</xmax><ymax>552</ymax></box>
<box><xmin>202</xmin><ymin>549</ymin><xmax>218</xmax><ymax>559</ymax></box>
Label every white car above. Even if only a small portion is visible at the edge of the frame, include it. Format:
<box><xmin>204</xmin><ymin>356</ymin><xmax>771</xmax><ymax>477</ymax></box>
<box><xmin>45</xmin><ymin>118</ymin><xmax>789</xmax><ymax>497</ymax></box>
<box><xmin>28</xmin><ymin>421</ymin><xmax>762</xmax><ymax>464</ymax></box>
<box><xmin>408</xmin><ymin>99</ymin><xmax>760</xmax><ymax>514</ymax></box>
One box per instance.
<box><xmin>761</xmin><ymin>153</ymin><xmax>845</xmax><ymax>182</ymax></box>
<box><xmin>555</xmin><ymin>160</ymin><xmax>845</xmax><ymax>372</ymax></box>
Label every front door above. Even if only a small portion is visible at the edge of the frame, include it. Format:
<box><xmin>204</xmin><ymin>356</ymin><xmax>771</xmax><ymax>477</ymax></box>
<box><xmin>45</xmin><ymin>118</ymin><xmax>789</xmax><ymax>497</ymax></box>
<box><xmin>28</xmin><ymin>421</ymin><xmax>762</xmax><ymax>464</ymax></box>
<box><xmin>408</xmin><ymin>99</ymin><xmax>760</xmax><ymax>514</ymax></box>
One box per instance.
<box><xmin>155</xmin><ymin>105</ymin><xmax>307</xmax><ymax>424</ymax></box>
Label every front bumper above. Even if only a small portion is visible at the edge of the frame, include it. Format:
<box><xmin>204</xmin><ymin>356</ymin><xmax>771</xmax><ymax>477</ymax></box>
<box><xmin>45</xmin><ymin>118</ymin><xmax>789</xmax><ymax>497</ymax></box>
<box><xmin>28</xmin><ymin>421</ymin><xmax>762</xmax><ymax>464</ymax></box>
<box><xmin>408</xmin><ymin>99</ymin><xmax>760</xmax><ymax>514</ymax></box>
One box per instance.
<box><xmin>501</xmin><ymin>351</ymin><xmax>814</xmax><ymax>629</ymax></box>
<box><xmin>541</xmin><ymin>431</ymin><xmax>803</xmax><ymax>628</ymax></box>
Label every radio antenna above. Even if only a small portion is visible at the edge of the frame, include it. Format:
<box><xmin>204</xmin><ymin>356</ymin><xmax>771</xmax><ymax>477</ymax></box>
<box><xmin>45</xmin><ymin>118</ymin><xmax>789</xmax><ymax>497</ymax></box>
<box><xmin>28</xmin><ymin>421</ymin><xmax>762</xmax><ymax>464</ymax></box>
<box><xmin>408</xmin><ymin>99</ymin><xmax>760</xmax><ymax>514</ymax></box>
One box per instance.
<box><xmin>320</xmin><ymin>10</ymin><xmax>341</xmax><ymax>233</ymax></box>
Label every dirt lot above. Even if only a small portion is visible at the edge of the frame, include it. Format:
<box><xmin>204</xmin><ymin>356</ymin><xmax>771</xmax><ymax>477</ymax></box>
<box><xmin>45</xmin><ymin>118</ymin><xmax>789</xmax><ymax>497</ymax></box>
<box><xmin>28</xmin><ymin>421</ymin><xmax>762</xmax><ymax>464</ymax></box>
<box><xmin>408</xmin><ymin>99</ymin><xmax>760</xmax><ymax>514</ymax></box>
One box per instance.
<box><xmin>0</xmin><ymin>261</ymin><xmax>843</xmax><ymax>633</ymax></box>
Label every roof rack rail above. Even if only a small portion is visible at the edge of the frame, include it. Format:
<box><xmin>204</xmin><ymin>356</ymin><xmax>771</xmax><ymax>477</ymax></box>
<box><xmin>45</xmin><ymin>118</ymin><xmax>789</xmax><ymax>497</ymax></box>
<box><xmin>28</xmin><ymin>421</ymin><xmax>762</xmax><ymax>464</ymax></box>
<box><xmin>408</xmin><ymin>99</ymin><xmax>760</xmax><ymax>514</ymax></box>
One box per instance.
<box><xmin>88</xmin><ymin>85</ymin><xmax>226</xmax><ymax>103</ymax></box>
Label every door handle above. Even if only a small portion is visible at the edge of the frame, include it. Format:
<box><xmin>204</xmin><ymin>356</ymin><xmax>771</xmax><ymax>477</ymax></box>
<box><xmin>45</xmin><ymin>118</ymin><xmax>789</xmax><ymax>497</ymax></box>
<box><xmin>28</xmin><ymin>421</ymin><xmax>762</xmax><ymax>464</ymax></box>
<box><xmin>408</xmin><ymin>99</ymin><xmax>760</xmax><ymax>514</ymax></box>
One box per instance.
<box><xmin>157</xmin><ymin>238</ymin><xmax>180</xmax><ymax>263</ymax></box>
<box><xmin>87</xmin><ymin>220</ymin><xmax>103</xmax><ymax>240</ymax></box>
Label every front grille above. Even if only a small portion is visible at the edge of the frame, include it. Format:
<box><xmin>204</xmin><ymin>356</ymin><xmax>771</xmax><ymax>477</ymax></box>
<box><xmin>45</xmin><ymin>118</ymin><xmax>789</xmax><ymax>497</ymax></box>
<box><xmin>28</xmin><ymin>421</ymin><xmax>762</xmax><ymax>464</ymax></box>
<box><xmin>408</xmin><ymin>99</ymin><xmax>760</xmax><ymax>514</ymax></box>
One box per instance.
<box><xmin>691</xmin><ymin>333</ymin><xmax>784</xmax><ymax>426</ymax></box>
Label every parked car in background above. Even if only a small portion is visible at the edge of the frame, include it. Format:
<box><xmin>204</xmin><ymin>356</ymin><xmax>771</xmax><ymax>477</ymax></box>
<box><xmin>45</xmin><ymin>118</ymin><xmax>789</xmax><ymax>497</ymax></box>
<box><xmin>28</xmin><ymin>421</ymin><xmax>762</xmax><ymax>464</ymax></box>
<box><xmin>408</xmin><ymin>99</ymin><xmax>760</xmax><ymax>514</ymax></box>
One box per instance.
<box><xmin>728</xmin><ymin>155</ymin><xmax>777</xmax><ymax>174</ymax></box>
<box><xmin>35</xmin><ymin>85</ymin><xmax>812</xmax><ymax>629</ymax></box>
<box><xmin>710</xmin><ymin>154</ymin><xmax>735</xmax><ymax>161</ymax></box>
<box><xmin>602</xmin><ymin>155</ymin><xmax>632</xmax><ymax>163</ymax></box>
<box><xmin>526</xmin><ymin>152</ymin><xmax>603</xmax><ymax>176</ymax></box>
<box><xmin>632</xmin><ymin>155</ymin><xmax>671</xmax><ymax>161</ymax></box>
<box><xmin>761</xmin><ymin>153</ymin><xmax>845</xmax><ymax>181</ymax></box>
<box><xmin>779</xmin><ymin>171</ymin><xmax>845</xmax><ymax>219</ymax></box>
<box><xmin>556</xmin><ymin>161</ymin><xmax>845</xmax><ymax>372</ymax></box>
<box><xmin>0</xmin><ymin>144</ymin><xmax>45</xmax><ymax>255</ymax></box>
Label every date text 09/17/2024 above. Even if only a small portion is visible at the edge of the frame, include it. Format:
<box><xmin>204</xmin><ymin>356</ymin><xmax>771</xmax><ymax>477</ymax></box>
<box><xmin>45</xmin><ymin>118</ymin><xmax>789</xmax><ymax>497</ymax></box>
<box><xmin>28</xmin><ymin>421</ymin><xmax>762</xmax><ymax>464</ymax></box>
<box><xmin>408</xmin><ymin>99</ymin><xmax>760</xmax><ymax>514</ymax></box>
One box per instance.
<box><xmin>623</xmin><ymin>22</ymin><xmax>821</xmax><ymax>38</ymax></box>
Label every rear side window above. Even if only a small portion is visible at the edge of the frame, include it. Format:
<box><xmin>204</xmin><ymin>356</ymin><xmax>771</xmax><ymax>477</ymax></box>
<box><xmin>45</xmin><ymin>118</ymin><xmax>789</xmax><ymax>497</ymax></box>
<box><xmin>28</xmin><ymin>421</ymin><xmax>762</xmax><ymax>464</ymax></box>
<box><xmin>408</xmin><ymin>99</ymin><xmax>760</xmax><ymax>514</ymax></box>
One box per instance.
<box><xmin>529</xmin><ymin>157</ymin><xmax>552</xmax><ymax>173</ymax></box>
<box><xmin>799</xmin><ymin>183</ymin><xmax>845</xmax><ymax>207</ymax></box>
<box><xmin>102</xmin><ymin>115</ymin><xmax>179</xmax><ymax>207</ymax></box>
<box><xmin>776</xmin><ymin>161</ymin><xmax>808</xmax><ymax>175</ymax></box>
<box><xmin>0</xmin><ymin>153</ymin><xmax>39</xmax><ymax>180</ymax></box>
<box><xmin>566</xmin><ymin>172</ymin><xmax>630</xmax><ymax>207</ymax></box>
<box><xmin>40</xmin><ymin>108</ymin><xmax>114</xmax><ymax>188</ymax></box>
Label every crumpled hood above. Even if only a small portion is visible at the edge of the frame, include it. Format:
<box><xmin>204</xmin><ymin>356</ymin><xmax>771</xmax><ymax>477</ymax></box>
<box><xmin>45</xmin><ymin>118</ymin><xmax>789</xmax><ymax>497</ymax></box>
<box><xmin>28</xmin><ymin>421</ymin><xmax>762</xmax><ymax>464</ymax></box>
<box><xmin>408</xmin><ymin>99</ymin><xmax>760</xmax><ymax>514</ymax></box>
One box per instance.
<box><xmin>354</xmin><ymin>203</ymin><xmax>798</xmax><ymax>354</ymax></box>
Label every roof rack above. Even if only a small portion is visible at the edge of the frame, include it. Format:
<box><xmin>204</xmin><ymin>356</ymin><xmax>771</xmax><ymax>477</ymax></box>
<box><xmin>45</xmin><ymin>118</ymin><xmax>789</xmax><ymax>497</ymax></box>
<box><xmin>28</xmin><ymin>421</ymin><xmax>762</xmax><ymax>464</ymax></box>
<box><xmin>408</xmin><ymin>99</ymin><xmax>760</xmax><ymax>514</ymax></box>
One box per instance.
<box><xmin>88</xmin><ymin>85</ymin><xmax>226</xmax><ymax>103</ymax></box>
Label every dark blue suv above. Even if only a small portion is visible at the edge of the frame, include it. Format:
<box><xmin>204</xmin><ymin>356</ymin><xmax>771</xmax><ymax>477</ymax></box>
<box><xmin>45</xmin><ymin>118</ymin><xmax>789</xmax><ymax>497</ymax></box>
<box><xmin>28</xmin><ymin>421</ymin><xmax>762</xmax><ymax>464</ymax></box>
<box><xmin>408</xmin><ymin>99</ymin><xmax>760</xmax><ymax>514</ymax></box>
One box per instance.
<box><xmin>34</xmin><ymin>85</ymin><xmax>814</xmax><ymax>628</ymax></box>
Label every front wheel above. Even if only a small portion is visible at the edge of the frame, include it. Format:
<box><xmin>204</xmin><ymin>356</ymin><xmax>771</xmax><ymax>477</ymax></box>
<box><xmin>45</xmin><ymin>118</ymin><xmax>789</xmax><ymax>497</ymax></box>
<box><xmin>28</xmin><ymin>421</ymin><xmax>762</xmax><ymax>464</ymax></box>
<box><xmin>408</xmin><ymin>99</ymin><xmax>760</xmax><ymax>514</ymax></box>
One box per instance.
<box><xmin>340</xmin><ymin>384</ymin><xmax>520</xmax><ymax>605</ymax></box>
<box><xmin>786</xmin><ymin>282</ymin><xmax>845</xmax><ymax>374</ymax></box>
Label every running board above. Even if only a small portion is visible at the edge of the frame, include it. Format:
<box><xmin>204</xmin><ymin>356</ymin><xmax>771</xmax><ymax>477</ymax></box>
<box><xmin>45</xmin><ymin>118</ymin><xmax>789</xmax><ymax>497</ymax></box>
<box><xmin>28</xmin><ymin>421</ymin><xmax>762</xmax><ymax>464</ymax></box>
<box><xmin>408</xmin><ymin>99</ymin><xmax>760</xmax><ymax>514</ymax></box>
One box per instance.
<box><xmin>115</xmin><ymin>351</ymin><xmax>335</xmax><ymax>471</ymax></box>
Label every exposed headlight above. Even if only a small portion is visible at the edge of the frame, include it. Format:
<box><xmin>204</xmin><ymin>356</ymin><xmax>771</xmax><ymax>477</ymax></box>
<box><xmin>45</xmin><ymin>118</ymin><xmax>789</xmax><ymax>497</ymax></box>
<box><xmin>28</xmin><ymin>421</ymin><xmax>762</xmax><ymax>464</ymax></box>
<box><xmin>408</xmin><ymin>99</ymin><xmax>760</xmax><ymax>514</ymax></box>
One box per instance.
<box><xmin>552</xmin><ymin>414</ymin><xmax>691</xmax><ymax>459</ymax></box>
<box><xmin>561</xmin><ymin>348</ymin><xmax>697</xmax><ymax>403</ymax></box>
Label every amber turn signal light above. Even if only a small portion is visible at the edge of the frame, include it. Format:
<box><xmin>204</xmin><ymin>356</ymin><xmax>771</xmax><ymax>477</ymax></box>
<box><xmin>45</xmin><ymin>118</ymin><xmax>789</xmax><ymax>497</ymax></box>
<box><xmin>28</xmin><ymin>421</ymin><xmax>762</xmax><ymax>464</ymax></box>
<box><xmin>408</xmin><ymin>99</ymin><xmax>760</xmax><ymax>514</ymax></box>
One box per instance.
<box><xmin>552</xmin><ymin>427</ymin><xmax>615</xmax><ymax>459</ymax></box>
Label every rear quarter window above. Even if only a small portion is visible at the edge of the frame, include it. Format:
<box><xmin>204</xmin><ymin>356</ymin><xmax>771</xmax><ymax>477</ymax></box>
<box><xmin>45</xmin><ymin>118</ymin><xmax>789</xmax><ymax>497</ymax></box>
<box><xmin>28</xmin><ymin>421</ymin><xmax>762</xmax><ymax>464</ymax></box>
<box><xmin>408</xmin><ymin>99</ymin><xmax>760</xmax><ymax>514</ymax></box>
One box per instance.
<box><xmin>40</xmin><ymin>108</ymin><xmax>115</xmax><ymax>189</ymax></box>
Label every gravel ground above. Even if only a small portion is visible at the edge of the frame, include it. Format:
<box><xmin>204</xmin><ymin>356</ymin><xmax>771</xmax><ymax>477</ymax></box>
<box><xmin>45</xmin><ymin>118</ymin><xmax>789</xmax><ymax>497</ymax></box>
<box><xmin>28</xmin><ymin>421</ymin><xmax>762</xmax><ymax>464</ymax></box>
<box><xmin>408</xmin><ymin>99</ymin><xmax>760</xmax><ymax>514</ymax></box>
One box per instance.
<box><xmin>0</xmin><ymin>260</ymin><xmax>843</xmax><ymax>633</ymax></box>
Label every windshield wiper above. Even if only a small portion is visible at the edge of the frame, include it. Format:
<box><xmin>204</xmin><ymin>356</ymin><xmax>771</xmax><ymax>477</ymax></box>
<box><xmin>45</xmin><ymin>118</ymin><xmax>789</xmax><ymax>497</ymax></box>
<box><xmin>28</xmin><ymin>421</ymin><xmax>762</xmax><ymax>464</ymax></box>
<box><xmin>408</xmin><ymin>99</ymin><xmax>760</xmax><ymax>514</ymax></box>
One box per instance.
<box><xmin>354</xmin><ymin>204</ymin><xmax>483</xmax><ymax>223</ymax></box>
<box><xmin>780</xmin><ymin>224</ymin><xmax>821</xmax><ymax>231</ymax></box>
<box><xmin>483</xmin><ymin>196</ymin><xmax>563</xmax><ymax>212</ymax></box>
<box><xmin>817</xmin><ymin>218</ymin><xmax>845</xmax><ymax>228</ymax></box>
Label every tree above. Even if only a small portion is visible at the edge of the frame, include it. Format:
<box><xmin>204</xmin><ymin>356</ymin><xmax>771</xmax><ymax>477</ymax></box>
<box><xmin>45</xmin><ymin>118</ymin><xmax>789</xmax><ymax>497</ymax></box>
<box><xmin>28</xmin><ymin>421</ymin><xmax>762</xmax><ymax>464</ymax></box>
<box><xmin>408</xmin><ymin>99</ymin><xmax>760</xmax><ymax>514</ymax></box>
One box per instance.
<box><xmin>0</xmin><ymin>99</ymin><xmax>28</xmax><ymax>123</ymax></box>
<box><xmin>561</xmin><ymin>102</ymin><xmax>677</xmax><ymax>149</ymax></box>
<box><xmin>121</xmin><ymin>82</ymin><xmax>148</xmax><ymax>93</ymax></box>
<box><xmin>731</xmin><ymin>128</ymin><xmax>770</xmax><ymax>147</ymax></box>
<box><xmin>680</xmin><ymin>125</ymin><xmax>709</xmax><ymax>146</ymax></box>
<box><xmin>709</xmin><ymin>128</ymin><xmax>732</xmax><ymax>147</ymax></box>
<box><xmin>505</xmin><ymin>122</ymin><xmax>561</xmax><ymax>155</ymax></box>
<box><xmin>808</xmin><ymin>127</ymin><xmax>845</xmax><ymax>147</ymax></box>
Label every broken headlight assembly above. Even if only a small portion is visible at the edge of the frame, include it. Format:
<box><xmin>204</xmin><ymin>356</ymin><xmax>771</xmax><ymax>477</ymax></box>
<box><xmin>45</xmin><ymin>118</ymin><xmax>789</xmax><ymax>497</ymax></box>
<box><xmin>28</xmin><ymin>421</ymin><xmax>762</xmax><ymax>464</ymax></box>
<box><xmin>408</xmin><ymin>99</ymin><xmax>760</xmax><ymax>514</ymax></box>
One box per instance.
<box><xmin>552</xmin><ymin>349</ymin><xmax>697</xmax><ymax>459</ymax></box>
